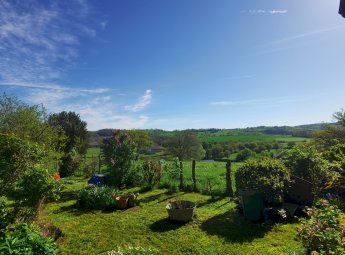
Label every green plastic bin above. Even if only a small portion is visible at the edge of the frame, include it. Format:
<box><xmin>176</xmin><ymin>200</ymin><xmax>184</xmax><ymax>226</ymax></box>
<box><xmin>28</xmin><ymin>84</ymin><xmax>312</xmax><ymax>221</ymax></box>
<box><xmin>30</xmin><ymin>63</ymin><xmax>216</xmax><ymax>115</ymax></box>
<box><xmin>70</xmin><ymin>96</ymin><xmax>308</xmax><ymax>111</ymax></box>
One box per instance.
<box><xmin>239</xmin><ymin>190</ymin><xmax>264</xmax><ymax>221</ymax></box>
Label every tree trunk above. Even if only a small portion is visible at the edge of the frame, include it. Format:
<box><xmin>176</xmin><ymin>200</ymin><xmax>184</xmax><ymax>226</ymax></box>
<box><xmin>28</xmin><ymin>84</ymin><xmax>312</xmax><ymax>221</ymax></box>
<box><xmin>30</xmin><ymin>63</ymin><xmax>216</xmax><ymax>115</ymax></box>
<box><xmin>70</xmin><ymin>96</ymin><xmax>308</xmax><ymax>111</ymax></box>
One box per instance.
<box><xmin>192</xmin><ymin>160</ymin><xmax>196</xmax><ymax>191</ymax></box>
<box><xmin>179</xmin><ymin>160</ymin><xmax>184</xmax><ymax>190</ymax></box>
<box><xmin>226</xmin><ymin>160</ymin><xmax>234</xmax><ymax>197</ymax></box>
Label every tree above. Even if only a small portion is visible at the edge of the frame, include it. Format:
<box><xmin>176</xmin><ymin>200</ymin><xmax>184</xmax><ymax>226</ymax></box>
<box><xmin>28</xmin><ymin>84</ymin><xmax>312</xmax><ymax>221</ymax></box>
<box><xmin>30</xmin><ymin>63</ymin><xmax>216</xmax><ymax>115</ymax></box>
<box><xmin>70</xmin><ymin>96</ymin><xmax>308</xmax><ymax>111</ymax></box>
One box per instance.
<box><xmin>167</xmin><ymin>130</ymin><xmax>205</xmax><ymax>160</ymax></box>
<box><xmin>0</xmin><ymin>134</ymin><xmax>43</xmax><ymax>196</ymax></box>
<box><xmin>48</xmin><ymin>111</ymin><xmax>88</xmax><ymax>154</ymax></box>
<box><xmin>48</xmin><ymin>111</ymin><xmax>88</xmax><ymax>177</ymax></box>
<box><xmin>127</xmin><ymin>130</ymin><xmax>153</xmax><ymax>149</ymax></box>
<box><xmin>0</xmin><ymin>94</ymin><xmax>65</xmax><ymax>153</ymax></box>
<box><xmin>101</xmin><ymin>130</ymin><xmax>138</xmax><ymax>188</ymax></box>
<box><xmin>314</xmin><ymin>109</ymin><xmax>345</xmax><ymax>149</ymax></box>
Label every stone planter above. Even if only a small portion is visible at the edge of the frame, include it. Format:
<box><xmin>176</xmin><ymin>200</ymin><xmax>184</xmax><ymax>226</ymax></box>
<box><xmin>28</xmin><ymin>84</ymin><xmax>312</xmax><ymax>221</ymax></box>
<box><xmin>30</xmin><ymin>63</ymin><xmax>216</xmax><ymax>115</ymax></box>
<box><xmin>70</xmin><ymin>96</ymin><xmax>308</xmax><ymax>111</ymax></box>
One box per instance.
<box><xmin>166</xmin><ymin>200</ymin><xmax>196</xmax><ymax>222</ymax></box>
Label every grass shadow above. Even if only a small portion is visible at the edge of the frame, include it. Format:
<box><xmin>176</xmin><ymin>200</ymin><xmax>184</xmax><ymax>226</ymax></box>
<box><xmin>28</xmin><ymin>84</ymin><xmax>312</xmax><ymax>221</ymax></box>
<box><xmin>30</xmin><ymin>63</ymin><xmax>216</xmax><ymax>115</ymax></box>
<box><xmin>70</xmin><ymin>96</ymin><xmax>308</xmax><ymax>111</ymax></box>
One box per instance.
<box><xmin>150</xmin><ymin>218</ymin><xmax>188</xmax><ymax>233</ymax></box>
<box><xmin>58</xmin><ymin>190</ymin><xmax>77</xmax><ymax>203</ymax></box>
<box><xmin>201</xmin><ymin>209</ymin><xmax>273</xmax><ymax>243</ymax></box>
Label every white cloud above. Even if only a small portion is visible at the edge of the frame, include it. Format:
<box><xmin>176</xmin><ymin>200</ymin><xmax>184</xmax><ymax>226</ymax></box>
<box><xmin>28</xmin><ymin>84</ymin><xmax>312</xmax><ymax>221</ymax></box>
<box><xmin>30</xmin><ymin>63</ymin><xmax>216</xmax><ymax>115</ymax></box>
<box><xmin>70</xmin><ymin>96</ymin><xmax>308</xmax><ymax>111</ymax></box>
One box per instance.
<box><xmin>210</xmin><ymin>97</ymin><xmax>297</xmax><ymax>107</ymax></box>
<box><xmin>0</xmin><ymin>0</ymin><xmax>100</xmax><ymax>84</ymax></box>
<box><xmin>241</xmin><ymin>9</ymin><xmax>288</xmax><ymax>15</ymax></box>
<box><xmin>124</xmin><ymin>90</ymin><xmax>153</xmax><ymax>112</ymax></box>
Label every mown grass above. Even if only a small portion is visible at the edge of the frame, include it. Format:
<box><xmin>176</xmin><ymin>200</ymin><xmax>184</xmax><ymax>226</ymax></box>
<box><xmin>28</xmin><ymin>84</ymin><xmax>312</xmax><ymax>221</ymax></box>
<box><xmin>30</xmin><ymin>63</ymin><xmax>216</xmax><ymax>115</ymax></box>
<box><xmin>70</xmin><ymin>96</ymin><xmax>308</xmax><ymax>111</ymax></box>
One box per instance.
<box><xmin>41</xmin><ymin>178</ymin><xmax>304</xmax><ymax>255</ymax></box>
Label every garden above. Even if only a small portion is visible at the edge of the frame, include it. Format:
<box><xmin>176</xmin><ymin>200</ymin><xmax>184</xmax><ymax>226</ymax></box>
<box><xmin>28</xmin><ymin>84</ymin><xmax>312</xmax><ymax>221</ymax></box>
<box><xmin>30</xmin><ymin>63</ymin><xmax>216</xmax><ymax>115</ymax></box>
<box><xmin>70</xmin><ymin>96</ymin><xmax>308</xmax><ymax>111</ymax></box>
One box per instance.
<box><xmin>1</xmin><ymin>95</ymin><xmax>345</xmax><ymax>255</ymax></box>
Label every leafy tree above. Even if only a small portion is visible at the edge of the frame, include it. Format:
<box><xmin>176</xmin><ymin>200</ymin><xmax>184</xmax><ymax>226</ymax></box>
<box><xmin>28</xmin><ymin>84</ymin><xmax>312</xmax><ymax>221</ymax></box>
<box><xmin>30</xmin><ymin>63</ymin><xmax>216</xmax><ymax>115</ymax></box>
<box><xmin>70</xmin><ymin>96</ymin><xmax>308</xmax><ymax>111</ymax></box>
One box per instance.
<box><xmin>0</xmin><ymin>94</ymin><xmax>65</xmax><ymax>153</ymax></box>
<box><xmin>314</xmin><ymin>109</ymin><xmax>345</xmax><ymax>149</ymax></box>
<box><xmin>167</xmin><ymin>130</ymin><xmax>205</xmax><ymax>160</ymax></box>
<box><xmin>48</xmin><ymin>111</ymin><xmax>88</xmax><ymax>154</ymax></box>
<box><xmin>0</xmin><ymin>134</ymin><xmax>43</xmax><ymax>196</ymax></box>
<box><xmin>101</xmin><ymin>130</ymin><xmax>138</xmax><ymax>188</ymax></box>
<box><xmin>48</xmin><ymin>111</ymin><xmax>88</xmax><ymax>177</ymax></box>
<box><xmin>127</xmin><ymin>130</ymin><xmax>153</xmax><ymax>149</ymax></box>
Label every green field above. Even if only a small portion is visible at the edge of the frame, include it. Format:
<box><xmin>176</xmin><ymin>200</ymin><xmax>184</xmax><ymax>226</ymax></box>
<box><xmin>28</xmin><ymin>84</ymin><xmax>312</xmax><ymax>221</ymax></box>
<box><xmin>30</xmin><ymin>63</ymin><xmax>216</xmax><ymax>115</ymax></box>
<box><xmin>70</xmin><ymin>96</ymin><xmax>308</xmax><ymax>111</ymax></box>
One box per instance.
<box><xmin>159</xmin><ymin>161</ymin><xmax>241</xmax><ymax>195</ymax></box>
<box><xmin>198</xmin><ymin>134</ymin><xmax>310</xmax><ymax>143</ymax></box>
<box><xmin>42</xmin><ymin>178</ymin><xmax>304</xmax><ymax>255</ymax></box>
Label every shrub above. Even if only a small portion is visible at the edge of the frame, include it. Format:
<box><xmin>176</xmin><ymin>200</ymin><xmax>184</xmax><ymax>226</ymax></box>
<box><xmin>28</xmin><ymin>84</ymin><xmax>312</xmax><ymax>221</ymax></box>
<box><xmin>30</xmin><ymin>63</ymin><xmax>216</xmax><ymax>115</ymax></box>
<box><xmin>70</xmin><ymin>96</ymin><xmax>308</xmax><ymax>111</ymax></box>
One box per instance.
<box><xmin>0</xmin><ymin>134</ymin><xmax>43</xmax><ymax>196</ymax></box>
<box><xmin>0</xmin><ymin>197</ymin><xmax>14</xmax><ymax>236</ymax></box>
<box><xmin>11</xmin><ymin>167</ymin><xmax>63</xmax><ymax>207</ymax></box>
<box><xmin>76</xmin><ymin>185</ymin><xmax>117</xmax><ymax>210</ymax></box>
<box><xmin>0</xmin><ymin>223</ymin><xmax>59</xmax><ymax>255</ymax></box>
<box><xmin>101</xmin><ymin>130</ymin><xmax>138</xmax><ymax>188</ymax></box>
<box><xmin>141</xmin><ymin>160</ymin><xmax>161</xmax><ymax>186</ymax></box>
<box><xmin>59</xmin><ymin>151</ymin><xmax>81</xmax><ymax>177</ymax></box>
<box><xmin>281</xmin><ymin>144</ymin><xmax>331</xmax><ymax>197</ymax></box>
<box><xmin>297</xmin><ymin>200</ymin><xmax>345</xmax><ymax>254</ymax></box>
<box><xmin>235</xmin><ymin>158</ymin><xmax>291</xmax><ymax>204</ymax></box>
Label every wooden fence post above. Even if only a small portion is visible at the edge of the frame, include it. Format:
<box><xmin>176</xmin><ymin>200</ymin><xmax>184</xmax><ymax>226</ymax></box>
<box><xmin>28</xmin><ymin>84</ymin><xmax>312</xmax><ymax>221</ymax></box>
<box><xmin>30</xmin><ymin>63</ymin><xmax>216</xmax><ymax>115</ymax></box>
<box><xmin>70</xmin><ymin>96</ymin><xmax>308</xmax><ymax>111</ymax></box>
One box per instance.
<box><xmin>179</xmin><ymin>161</ymin><xmax>184</xmax><ymax>190</ymax></box>
<box><xmin>226</xmin><ymin>160</ymin><xmax>234</xmax><ymax>197</ymax></box>
<box><xmin>98</xmin><ymin>155</ymin><xmax>101</xmax><ymax>174</ymax></box>
<box><xmin>192</xmin><ymin>160</ymin><xmax>196</xmax><ymax>191</ymax></box>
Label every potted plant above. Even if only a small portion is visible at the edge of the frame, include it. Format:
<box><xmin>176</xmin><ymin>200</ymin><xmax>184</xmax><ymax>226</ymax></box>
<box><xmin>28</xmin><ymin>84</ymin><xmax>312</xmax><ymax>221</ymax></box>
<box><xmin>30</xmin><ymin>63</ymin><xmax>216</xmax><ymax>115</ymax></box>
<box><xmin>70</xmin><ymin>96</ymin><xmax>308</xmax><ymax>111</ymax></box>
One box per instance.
<box><xmin>166</xmin><ymin>200</ymin><xmax>196</xmax><ymax>222</ymax></box>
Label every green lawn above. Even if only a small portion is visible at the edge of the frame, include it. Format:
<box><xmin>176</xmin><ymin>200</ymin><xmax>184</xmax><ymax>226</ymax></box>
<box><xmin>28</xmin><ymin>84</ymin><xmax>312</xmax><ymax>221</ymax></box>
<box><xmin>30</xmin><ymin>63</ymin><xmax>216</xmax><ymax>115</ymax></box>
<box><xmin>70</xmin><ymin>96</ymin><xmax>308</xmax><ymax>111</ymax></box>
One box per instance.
<box><xmin>42</xmin><ymin>178</ymin><xmax>304</xmax><ymax>255</ymax></box>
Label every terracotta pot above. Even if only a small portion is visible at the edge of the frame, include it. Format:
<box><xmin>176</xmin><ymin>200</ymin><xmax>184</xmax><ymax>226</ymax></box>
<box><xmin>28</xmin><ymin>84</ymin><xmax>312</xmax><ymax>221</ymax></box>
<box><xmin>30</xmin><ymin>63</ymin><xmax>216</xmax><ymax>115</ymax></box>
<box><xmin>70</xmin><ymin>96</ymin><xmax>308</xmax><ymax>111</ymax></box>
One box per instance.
<box><xmin>116</xmin><ymin>196</ymin><xmax>129</xmax><ymax>209</ymax></box>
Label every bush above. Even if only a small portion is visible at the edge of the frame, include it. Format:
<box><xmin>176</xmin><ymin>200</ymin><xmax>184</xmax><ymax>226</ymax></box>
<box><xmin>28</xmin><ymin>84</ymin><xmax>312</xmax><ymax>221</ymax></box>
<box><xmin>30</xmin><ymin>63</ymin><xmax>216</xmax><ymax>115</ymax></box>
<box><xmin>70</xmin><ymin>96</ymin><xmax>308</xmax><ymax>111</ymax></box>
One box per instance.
<box><xmin>76</xmin><ymin>185</ymin><xmax>117</xmax><ymax>210</ymax></box>
<box><xmin>281</xmin><ymin>144</ymin><xmax>330</xmax><ymax>197</ymax></box>
<box><xmin>59</xmin><ymin>152</ymin><xmax>81</xmax><ymax>177</ymax></box>
<box><xmin>11</xmin><ymin>167</ymin><xmax>62</xmax><ymax>207</ymax></box>
<box><xmin>297</xmin><ymin>200</ymin><xmax>345</xmax><ymax>254</ymax></box>
<box><xmin>101</xmin><ymin>130</ymin><xmax>138</xmax><ymax>188</ymax></box>
<box><xmin>0</xmin><ymin>134</ymin><xmax>43</xmax><ymax>196</ymax></box>
<box><xmin>141</xmin><ymin>160</ymin><xmax>161</xmax><ymax>186</ymax></box>
<box><xmin>0</xmin><ymin>223</ymin><xmax>59</xmax><ymax>255</ymax></box>
<box><xmin>0</xmin><ymin>198</ymin><xmax>14</xmax><ymax>236</ymax></box>
<box><xmin>235</xmin><ymin>158</ymin><xmax>291</xmax><ymax>204</ymax></box>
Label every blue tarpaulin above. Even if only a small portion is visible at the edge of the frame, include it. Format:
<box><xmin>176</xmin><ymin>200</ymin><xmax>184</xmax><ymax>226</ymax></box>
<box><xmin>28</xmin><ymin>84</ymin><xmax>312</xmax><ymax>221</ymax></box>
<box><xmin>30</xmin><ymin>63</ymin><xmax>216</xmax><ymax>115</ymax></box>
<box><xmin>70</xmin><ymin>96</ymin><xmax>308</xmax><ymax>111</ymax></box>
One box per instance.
<box><xmin>88</xmin><ymin>174</ymin><xmax>107</xmax><ymax>186</ymax></box>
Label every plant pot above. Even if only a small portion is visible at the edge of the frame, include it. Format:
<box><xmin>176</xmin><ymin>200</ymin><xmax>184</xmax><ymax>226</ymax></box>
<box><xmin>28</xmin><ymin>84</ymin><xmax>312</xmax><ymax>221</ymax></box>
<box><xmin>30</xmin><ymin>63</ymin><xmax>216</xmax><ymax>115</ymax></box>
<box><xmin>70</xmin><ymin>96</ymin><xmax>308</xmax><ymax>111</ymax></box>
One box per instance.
<box><xmin>166</xmin><ymin>200</ymin><xmax>195</xmax><ymax>222</ymax></box>
<box><xmin>116</xmin><ymin>196</ymin><xmax>129</xmax><ymax>209</ymax></box>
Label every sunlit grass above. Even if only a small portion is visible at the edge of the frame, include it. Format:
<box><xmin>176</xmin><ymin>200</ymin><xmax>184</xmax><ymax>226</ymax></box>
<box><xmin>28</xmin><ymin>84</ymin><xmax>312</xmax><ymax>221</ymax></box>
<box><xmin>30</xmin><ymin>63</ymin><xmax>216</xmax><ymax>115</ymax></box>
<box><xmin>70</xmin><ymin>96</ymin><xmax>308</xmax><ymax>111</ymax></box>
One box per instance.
<box><xmin>41</xmin><ymin>178</ymin><xmax>304</xmax><ymax>255</ymax></box>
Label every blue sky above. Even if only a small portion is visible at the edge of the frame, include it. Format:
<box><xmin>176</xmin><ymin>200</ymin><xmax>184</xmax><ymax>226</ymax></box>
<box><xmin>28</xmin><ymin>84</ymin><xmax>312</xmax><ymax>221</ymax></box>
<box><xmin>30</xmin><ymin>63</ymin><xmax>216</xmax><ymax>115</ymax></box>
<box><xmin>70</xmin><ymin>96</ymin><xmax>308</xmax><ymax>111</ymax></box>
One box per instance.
<box><xmin>0</xmin><ymin>0</ymin><xmax>344</xmax><ymax>131</ymax></box>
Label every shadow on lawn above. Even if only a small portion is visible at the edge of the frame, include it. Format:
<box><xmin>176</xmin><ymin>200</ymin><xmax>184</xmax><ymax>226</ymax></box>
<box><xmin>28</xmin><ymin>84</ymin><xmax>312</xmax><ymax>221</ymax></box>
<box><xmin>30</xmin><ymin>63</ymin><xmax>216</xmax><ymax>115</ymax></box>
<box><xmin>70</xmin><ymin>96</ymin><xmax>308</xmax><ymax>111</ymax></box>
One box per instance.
<box><xmin>201</xmin><ymin>209</ymin><xmax>273</xmax><ymax>243</ymax></box>
<box><xmin>150</xmin><ymin>218</ymin><xmax>188</xmax><ymax>232</ymax></box>
<box><xmin>139</xmin><ymin>191</ymin><xmax>180</xmax><ymax>205</ymax></box>
<box><xmin>58</xmin><ymin>190</ymin><xmax>77</xmax><ymax>203</ymax></box>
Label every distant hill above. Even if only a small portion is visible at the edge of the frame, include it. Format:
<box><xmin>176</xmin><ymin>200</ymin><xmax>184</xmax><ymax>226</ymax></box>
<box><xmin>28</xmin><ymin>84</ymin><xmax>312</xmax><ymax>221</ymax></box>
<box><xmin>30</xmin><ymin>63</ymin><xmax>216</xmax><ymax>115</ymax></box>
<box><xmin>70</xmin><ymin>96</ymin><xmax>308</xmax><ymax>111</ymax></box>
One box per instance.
<box><xmin>87</xmin><ymin>123</ymin><xmax>333</xmax><ymax>147</ymax></box>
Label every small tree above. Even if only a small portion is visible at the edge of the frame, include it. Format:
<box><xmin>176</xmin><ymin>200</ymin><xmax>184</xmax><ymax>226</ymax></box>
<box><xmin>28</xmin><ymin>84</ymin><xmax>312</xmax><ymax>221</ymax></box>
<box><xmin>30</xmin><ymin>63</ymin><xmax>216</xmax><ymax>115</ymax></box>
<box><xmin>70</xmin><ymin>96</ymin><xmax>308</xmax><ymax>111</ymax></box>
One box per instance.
<box><xmin>167</xmin><ymin>130</ymin><xmax>205</xmax><ymax>161</ymax></box>
<box><xmin>101</xmin><ymin>130</ymin><xmax>138</xmax><ymax>188</ymax></box>
<box><xmin>48</xmin><ymin>111</ymin><xmax>88</xmax><ymax>176</ymax></box>
<box><xmin>235</xmin><ymin>158</ymin><xmax>291</xmax><ymax>204</ymax></box>
<box><xmin>141</xmin><ymin>160</ymin><xmax>161</xmax><ymax>186</ymax></box>
<box><xmin>0</xmin><ymin>134</ymin><xmax>43</xmax><ymax>196</ymax></box>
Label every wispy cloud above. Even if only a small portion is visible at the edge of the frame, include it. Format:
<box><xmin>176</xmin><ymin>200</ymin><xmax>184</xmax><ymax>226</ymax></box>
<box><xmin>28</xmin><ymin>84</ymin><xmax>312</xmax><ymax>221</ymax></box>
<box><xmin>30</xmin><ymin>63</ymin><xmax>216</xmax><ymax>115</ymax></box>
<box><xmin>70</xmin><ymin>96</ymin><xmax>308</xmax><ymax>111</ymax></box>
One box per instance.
<box><xmin>0</xmin><ymin>0</ymin><xmax>100</xmax><ymax>84</ymax></box>
<box><xmin>210</xmin><ymin>97</ymin><xmax>297</xmax><ymax>107</ymax></box>
<box><xmin>0</xmin><ymin>81</ymin><xmax>110</xmax><ymax>94</ymax></box>
<box><xmin>254</xmin><ymin>25</ymin><xmax>345</xmax><ymax>56</ymax></box>
<box><xmin>266</xmin><ymin>26</ymin><xmax>345</xmax><ymax>46</ymax></box>
<box><xmin>241</xmin><ymin>9</ymin><xmax>288</xmax><ymax>15</ymax></box>
<box><xmin>125</xmin><ymin>90</ymin><xmax>153</xmax><ymax>112</ymax></box>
